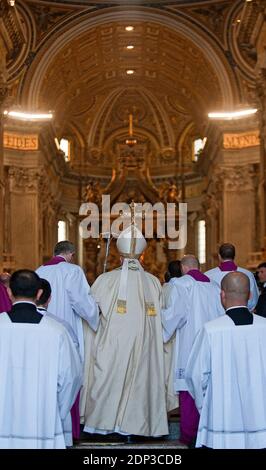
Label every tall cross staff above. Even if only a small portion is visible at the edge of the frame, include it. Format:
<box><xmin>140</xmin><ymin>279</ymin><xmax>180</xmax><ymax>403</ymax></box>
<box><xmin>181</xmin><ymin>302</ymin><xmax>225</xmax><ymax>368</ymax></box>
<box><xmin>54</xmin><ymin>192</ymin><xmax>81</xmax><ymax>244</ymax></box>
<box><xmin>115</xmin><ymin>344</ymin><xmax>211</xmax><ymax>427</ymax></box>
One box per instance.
<box><xmin>129</xmin><ymin>201</ymin><xmax>137</xmax><ymax>258</ymax></box>
<box><xmin>103</xmin><ymin>234</ymin><xmax>112</xmax><ymax>273</ymax></box>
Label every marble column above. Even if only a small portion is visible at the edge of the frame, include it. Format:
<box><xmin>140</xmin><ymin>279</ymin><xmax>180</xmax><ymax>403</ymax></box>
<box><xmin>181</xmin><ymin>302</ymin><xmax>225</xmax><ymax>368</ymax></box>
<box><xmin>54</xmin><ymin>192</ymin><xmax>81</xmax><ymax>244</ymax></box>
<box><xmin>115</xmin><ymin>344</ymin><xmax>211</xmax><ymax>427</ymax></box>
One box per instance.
<box><xmin>202</xmin><ymin>191</ymin><xmax>221</xmax><ymax>268</ymax></box>
<box><xmin>8</xmin><ymin>167</ymin><xmax>41</xmax><ymax>270</ymax></box>
<box><xmin>205</xmin><ymin>165</ymin><xmax>257</xmax><ymax>267</ymax></box>
<box><xmin>256</xmin><ymin>69</ymin><xmax>266</xmax><ymax>250</ymax></box>
<box><xmin>223</xmin><ymin>166</ymin><xmax>256</xmax><ymax>266</ymax></box>
<box><xmin>201</xmin><ymin>116</ymin><xmax>261</xmax><ymax>268</ymax></box>
<box><xmin>0</xmin><ymin>41</ymin><xmax>8</xmax><ymax>272</ymax></box>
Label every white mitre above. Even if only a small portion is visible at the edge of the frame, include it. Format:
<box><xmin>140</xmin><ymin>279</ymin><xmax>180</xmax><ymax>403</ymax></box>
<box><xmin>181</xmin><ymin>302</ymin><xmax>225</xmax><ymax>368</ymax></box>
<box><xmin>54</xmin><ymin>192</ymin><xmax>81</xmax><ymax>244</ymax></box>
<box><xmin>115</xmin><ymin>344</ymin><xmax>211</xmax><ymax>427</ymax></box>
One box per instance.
<box><xmin>116</xmin><ymin>225</ymin><xmax>155</xmax><ymax>316</ymax></box>
<box><xmin>116</xmin><ymin>224</ymin><xmax>147</xmax><ymax>259</ymax></box>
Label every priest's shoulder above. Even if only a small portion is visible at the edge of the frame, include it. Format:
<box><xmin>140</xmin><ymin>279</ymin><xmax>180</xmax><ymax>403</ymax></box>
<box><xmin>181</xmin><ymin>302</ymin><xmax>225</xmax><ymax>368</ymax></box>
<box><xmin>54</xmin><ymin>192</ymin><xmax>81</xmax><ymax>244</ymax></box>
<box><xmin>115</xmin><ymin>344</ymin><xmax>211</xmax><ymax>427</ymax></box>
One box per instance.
<box><xmin>41</xmin><ymin>314</ymin><xmax>70</xmax><ymax>335</ymax></box>
<box><xmin>253</xmin><ymin>314</ymin><xmax>266</xmax><ymax>326</ymax></box>
<box><xmin>0</xmin><ymin>312</ymin><xmax>12</xmax><ymax>326</ymax></box>
<box><xmin>58</xmin><ymin>262</ymin><xmax>83</xmax><ymax>273</ymax></box>
<box><xmin>177</xmin><ymin>274</ymin><xmax>196</xmax><ymax>287</ymax></box>
<box><xmin>237</xmin><ymin>266</ymin><xmax>255</xmax><ymax>278</ymax></box>
<box><xmin>38</xmin><ymin>262</ymin><xmax>83</xmax><ymax>274</ymax></box>
<box><xmin>169</xmin><ymin>277</ymin><xmax>184</xmax><ymax>287</ymax></box>
<box><xmin>204</xmin><ymin>267</ymin><xmax>219</xmax><ymax>277</ymax></box>
<box><xmin>209</xmin><ymin>278</ymin><xmax>221</xmax><ymax>289</ymax></box>
<box><xmin>53</xmin><ymin>262</ymin><xmax>87</xmax><ymax>280</ymax></box>
<box><xmin>204</xmin><ymin>314</ymin><xmax>232</xmax><ymax>331</ymax></box>
<box><xmin>203</xmin><ymin>313</ymin><xmax>266</xmax><ymax>332</ymax></box>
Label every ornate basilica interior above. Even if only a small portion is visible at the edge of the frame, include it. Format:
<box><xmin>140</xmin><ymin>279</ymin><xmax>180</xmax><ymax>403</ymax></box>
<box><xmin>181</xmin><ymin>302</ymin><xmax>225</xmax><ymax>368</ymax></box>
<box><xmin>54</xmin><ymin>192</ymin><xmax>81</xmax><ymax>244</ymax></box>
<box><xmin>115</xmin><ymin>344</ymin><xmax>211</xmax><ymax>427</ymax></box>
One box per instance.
<box><xmin>0</xmin><ymin>0</ymin><xmax>265</xmax><ymax>282</ymax></box>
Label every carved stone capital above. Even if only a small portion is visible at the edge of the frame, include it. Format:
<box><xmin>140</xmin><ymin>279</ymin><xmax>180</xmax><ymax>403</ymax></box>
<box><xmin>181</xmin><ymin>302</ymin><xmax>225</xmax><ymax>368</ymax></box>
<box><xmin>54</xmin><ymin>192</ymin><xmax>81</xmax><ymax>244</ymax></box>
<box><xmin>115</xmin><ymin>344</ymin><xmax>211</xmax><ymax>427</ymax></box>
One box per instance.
<box><xmin>219</xmin><ymin>165</ymin><xmax>256</xmax><ymax>192</ymax></box>
<box><xmin>38</xmin><ymin>172</ymin><xmax>61</xmax><ymax>215</ymax></box>
<box><xmin>206</xmin><ymin>168</ymin><xmax>224</xmax><ymax>196</ymax></box>
<box><xmin>8</xmin><ymin>167</ymin><xmax>43</xmax><ymax>193</ymax></box>
<box><xmin>202</xmin><ymin>192</ymin><xmax>220</xmax><ymax>218</ymax></box>
<box><xmin>205</xmin><ymin>165</ymin><xmax>257</xmax><ymax>217</ymax></box>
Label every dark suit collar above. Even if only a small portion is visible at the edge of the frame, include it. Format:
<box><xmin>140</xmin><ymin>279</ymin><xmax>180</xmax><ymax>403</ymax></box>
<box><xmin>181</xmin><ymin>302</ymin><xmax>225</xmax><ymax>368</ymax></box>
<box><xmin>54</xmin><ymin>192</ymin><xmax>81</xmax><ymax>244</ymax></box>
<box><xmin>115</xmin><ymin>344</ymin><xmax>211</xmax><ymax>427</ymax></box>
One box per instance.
<box><xmin>8</xmin><ymin>302</ymin><xmax>43</xmax><ymax>324</ymax></box>
<box><xmin>226</xmin><ymin>306</ymin><xmax>253</xmax><ymax>325</ymax></box>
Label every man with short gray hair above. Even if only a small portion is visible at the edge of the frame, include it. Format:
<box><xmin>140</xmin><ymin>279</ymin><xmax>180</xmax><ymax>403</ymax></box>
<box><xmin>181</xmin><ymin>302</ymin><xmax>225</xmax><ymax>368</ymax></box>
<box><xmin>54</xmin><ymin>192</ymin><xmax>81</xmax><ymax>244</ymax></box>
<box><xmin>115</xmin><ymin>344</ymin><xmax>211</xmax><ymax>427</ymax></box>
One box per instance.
<box><xmin>54</xmin><ymin>241</ymin><xmax>75</xmax><ymax>260</ymax></box>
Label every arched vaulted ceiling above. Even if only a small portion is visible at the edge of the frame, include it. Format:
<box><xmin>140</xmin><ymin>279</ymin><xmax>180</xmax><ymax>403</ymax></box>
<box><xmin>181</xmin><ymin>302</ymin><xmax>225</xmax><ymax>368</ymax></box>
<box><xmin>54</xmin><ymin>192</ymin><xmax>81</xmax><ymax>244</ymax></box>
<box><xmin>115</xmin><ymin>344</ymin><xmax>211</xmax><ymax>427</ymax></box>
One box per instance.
<box><xmin>35</xmin><ymin>21</ymin><xmax>224</xmax><ymax>161</ymax></box>
<box><xmin>16</xmin><ymin>2</ymin><xmax>240</xmax><ymax>182</ymax></box>
<box><xmin>38</xmin><ymin>21</ymin><xmax>223</xmax><ymax>117</ymax></box>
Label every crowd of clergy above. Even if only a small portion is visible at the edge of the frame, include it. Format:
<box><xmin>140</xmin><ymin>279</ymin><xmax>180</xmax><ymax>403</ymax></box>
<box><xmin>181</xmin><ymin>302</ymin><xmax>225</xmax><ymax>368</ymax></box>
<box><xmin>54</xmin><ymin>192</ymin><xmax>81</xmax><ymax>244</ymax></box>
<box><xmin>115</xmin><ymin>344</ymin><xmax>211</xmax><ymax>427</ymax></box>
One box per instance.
<box><xmin>0</xmin><ymin>226</ymin><xmax>266</xmax><ymax>449</ymax></box>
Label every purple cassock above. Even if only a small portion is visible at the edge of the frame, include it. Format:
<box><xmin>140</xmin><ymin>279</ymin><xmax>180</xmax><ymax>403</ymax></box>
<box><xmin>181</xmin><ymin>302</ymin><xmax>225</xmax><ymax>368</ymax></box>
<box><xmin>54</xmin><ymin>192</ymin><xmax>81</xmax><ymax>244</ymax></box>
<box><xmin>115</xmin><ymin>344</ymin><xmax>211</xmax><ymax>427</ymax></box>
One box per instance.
<box><xmin>0</xmin><ymin>282</ymin><xmax>12</xmax><ymax>314</ymax></box>
<box><xmin>187</xmin><ymin>269</ymin><xmax>210</xmax><ymax>282</ymax></box>
<box><xmin>219</xmin><ymin>261</ymin><xmax>238</xmax><ymax>272</ymax></box>
<box><xmin>43</xmin><ymin>256</ymin><xmax>66</xmax><ymax>266</ymax></box>
<box><xmin>42</xmin><ymin>255</ymin><xmax>81</xmax><ymax>440</ymax></box>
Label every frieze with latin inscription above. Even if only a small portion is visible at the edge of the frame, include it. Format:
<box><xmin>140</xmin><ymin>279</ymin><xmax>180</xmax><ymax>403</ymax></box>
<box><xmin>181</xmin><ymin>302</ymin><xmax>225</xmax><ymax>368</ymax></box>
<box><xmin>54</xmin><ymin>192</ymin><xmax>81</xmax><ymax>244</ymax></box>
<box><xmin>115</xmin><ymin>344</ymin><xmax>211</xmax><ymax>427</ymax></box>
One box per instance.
<box><xmin>223</xmin><ymin>131</ymin><xmax>260</xmax><ymax>149</ymax></box>
<box><xmin>4</xmin><ymin>132</ymin><xmax>38</xmax><ymax>151</ymax></box>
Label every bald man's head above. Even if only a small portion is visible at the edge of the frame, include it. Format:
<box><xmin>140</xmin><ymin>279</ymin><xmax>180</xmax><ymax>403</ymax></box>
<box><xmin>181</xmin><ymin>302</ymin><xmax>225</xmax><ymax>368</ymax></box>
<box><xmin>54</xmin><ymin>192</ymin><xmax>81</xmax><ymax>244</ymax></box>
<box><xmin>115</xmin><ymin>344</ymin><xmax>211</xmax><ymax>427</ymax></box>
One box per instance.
<box><xmin>181</xmin><ymin>255</ymin><xmax>200</xmax><ymax>275</ymax></box>
<box><xmin>221</xmin><ymin>272</ymin><xmax>250</xmax><ymax>309</ymax></box>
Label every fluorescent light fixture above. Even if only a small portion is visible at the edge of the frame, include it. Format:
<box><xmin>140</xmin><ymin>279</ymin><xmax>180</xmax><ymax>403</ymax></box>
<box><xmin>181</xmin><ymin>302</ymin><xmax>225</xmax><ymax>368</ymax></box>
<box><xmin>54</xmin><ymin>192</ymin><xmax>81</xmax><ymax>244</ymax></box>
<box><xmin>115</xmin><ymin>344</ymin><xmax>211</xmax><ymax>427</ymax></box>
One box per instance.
<box><xmin>3</xmin><ymin>110</ymin><xmax>53</xmax><ymax>120</ymax></box>
<box><xmin>126</xmin><ymin>70</ymin><xmax>134</xmax><ymax>75</ymax></box>
<box><xmin>125</xmin><ymin>26</ymin><xmax>134</xmax><ymax>31</ymax></box>
<box><xmin>208</xmin><ymin>108</ymin><xmax>257</xmax><ymax>120</ymax></box>
<box><xmin>126</xmin><ymin>45</ymin><xmax>134</xmax><ymax>50</ymax></box>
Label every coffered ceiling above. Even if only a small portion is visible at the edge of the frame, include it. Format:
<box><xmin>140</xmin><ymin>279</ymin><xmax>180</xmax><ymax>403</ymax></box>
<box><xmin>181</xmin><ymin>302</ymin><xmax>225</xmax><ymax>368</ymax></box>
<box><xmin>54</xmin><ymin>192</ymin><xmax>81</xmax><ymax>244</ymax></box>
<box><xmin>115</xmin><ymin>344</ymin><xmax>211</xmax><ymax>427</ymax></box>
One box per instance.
<box><xmin>5</xmin><ymin>0</ymin><xmax>249</xmax><ymax>182</ymax></box>
<box><xmin>38</xmin><ymin>21</ymin><xmax>223</xmax><ymax>145</ymax></box>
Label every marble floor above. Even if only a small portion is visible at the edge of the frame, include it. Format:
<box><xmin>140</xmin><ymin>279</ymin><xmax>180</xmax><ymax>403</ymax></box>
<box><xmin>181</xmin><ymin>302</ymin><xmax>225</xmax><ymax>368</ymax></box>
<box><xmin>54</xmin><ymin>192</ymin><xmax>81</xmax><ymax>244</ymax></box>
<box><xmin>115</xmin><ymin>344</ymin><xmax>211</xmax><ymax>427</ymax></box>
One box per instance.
<box><xmin>73</xmin><ymin>411</ymin><xmax>187</xmax><ymax>449</ymax></box>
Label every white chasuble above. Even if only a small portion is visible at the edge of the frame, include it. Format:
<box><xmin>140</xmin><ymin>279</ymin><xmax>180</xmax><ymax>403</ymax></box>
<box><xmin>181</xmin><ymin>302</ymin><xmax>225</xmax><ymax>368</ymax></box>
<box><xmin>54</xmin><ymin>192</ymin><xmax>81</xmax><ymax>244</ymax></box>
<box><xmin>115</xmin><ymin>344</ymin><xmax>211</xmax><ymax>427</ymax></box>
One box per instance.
<box><xmin>83</xmin><ymin>264</ymin><xmax>168</xmax><ymax>437</ymax></box>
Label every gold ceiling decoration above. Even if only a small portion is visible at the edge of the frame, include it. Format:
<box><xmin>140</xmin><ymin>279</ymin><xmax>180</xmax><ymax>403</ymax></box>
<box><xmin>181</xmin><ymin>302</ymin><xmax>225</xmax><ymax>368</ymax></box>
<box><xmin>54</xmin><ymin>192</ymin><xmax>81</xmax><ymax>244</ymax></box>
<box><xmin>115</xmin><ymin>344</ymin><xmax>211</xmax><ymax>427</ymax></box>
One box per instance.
<box><xmin>38</xmin><ymin>22</ymin><xmax>222</xmax><ymax>120</ymax></box>
<box><xmin>125</xmin><ymin>114</ymin><xmax>137</xmax><ymax>147</ymax></box>
<box><xmin>31</xmin><ymin>20</ymin><xmax>224</xmax><ymax>182</ymax></box>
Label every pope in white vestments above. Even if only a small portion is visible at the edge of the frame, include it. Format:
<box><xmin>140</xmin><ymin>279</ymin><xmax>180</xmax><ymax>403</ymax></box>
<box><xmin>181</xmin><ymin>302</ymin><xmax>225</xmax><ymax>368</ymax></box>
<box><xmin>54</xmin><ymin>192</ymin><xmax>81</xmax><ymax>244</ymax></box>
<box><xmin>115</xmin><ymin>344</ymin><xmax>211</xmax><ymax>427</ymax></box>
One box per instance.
<box><xmin>161</xmin><ymin>255</ymin><xmax>224</xmax><ymax>446</ymax></box>
<box><xmin>82</xmin><ymin>224</ymin><xmax>169</xmax><ymax>437</ymax></box>
<box><xmin>186</xmin><ymin>272</ymin><xmax>266</xmax><ymax>449</ymax></box>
